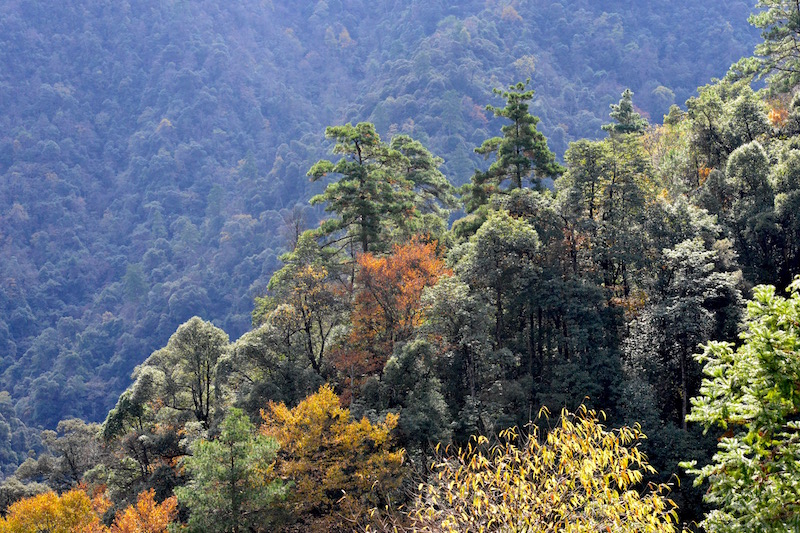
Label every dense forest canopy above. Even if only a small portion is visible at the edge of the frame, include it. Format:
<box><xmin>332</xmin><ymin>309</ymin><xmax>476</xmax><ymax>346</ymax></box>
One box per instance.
<box><xmin>0</xmin><ymin>0</ymin><xmax>758</xmax><ymax>438</ymax></box>
<box><xmin>8</xmin><ymin>0</ymin><xmax>800</xmax><ymax>531</ymax></box>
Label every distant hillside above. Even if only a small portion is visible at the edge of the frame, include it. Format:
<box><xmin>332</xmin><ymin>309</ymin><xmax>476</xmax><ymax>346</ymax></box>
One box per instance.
<box><xmin>354</xmin><ymin>0</ymin><xmax>758</xmax><ymax>178</ymax></box>
<box><xmin>0</xmin><ymin>0</ymin><xmax>758</xmax><ymax>454</ymax></box>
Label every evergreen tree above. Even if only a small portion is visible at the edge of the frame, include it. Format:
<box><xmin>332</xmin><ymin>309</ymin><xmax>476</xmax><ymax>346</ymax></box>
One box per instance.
<box><xmin>560</xmin><ymin>139</ymin><xmax>610</xmax><ymax>225</ymax></box>
<box><xmin>308</xmin><ymin>123</ymin><xmax>454</xmax><ymax>255</ymax></box>
<box><xmin>453</xmin><ymin>209</ymin><xmax>540</xmax><ymax>348</ymax></box>
<box><xmin>602</xmin><ymin>89</ymin><xmax>649</xmax><ymax>135</ymax></box>
<box><xmin>773</xmin><ymin>148</ymin><xmax>800</xmax><ymax>287</ymax></box>
<box><xmin>728</xmin><ymin>0</ymin><xmax>800</xmax><ymax>92</ymax></box>
<box><xmin>389</xmin><ymin>134</ymin><xmax>457</xmax><ymax>219</ymax></box>
<box><xmin>465</xmin><ymin>81</ymin><xmax>562</xmax><ymax>212</ymax></box>
<box><xmin>727</xmin><ymin>89</ymin><xmax>770</xmax><ymax>145</ymax></box>
<box><xmin>420</xmin><ymin>275</ymin><xmax>496</xmax><ymax>440</ymax></box>
<box><xmin>559</xmin><ymin>134</ymin><xmax>650</xmax><ymax>298</ymax></box>
<box><xmin>627</xmin><ymin>239</ymin><xmax>742</xmax><ymax>430</ymax></box>
<box><xmin>308</xmin><ymin>123</ymin><xmax>412</xmax><ymax>254</ymax></box>
<box><xmin>176</xmin><ymin>408</ymin><xmax>283</xmax><ymax>533</ymax></box>
<box><xmin>379</xmin><ymin>339</ymin><xmax>452</xmax><ymax>450</ymax></box>
<box><xmin>726</xmin><ymin>140</ymin><xmax>779</xmax><ymax>284</ymax></box>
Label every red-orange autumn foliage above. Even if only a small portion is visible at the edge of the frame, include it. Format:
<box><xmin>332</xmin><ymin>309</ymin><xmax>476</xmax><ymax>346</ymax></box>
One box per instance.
<box><xmin>335</xmin><ymin>238</ymin><xmax>450</xmax><ymax>395</ymax></box>
<box><xmin>769</xmin><ymin>105</ymin><xmax>789</xmax><ymax>128</ymax></box>
<box><xmin>698</xmin><ymin>165</ymin><xmax>712</xmax><ymax>184</ymax></box>
<box><xmin>0</xmin><ymin>488</ymin><xmax>110</xmax><ymax>533</ymax></box>
<box><xmin>110</xmin><ymin>489</ymin><xmax>178</xmax><ymax>533</ymax></box>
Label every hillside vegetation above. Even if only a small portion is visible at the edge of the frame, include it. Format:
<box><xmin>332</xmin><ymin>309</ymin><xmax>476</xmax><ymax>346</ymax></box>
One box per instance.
<box><xmin>0</xmin><ymin>0</ymin><xmax>757</xmax><ymax>441</ymax></box>
<box><xmin>7</xmin><ymin>0</ymin><xmax>800</xmax><ymax>531</ymax></box>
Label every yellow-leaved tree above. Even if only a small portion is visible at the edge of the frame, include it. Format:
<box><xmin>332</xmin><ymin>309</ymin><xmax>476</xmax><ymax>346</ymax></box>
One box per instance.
<box><xmin>411</xmin><ymin>406</ymin><xmax>680</xmax><ymax>533</ymax></box>
<box><xmin>0</xmin><ymin>488</ymin><xmax>109</xmax><ymax>533</ymax></box>
<box><xmin>261</xmin><ymin>385</ymin><xmax>405</xmax><ymax>532</ymax></box>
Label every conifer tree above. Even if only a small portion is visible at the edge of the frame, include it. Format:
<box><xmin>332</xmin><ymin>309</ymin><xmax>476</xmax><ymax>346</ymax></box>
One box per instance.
<box><xmin>176</xmin><ymin>408</ymin><xmax>283</xmax><ymax>533</ymax></box>
<box><xmin>307</xmin><ymin>123</ymin><xmax>454</xmax><ymax>253</ymax></box>
<box><xmin>602</xmin><ymin>89</ymin><xmax>649</xmax><ymax>135</ymax></box>
<box><xmin>308</xmin><ymin>123</ymin><xmax>410</xmax><ymax>254</ymax></box>
<box><xmin>728</xmin><ymin>0</ymin><xmax>800</xmax><ymax>92</ymax></box>
<box><xmin>684</xmin><ymin>279</ymin><xmax>800</xmax><ymax>532</ymax></box>
<box><xmin>465</xmin><ymin>81</ymin><xmax>562</xmax><ymax>212</ymax></box>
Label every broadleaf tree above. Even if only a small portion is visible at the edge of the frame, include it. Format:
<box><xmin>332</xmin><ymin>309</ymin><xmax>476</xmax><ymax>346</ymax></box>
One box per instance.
<box><xmin>683</xmin><ymin>278</ymin><xmax>800</xmax><ymax>532</ymax></box>
<box><xmin>260</xmin><ymin>385</ymin><xmax>405</xmax><ymax>533</ymax></box>
<box><xmin>411</xmin><ymin>406</ymin><xmax>680</xmax><ymax>532</ymax></box>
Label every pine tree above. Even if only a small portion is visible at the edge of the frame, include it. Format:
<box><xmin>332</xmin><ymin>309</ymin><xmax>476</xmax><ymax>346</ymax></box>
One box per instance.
<box><xmin>602</xmin><ymin>89</ymin><xmax>648</xmax><ymax>135</ymax></box>
<box><xmin>465</xmin><ymin>81</ymin><xmax>562</xmax><ymax>212</ymax></box>
<box><xmin>728</xmin><ymin>0</ymin><xmax>800</xmax><ymax>92</ymax></box>
<box><xmin>176</xmin><ymin>409</ymin><xmax>283</xmax><ymax>533</ymax></box>
<box><xmin>308</xmin><ymin>123</ymin><xmax>414</xmax><ymax>254</ymax></box>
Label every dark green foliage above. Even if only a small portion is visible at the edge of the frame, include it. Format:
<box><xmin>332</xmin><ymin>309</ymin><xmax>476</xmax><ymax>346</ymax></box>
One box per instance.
<box><xmin>309</xmin><ymin>123</ymin><xmax>414</xmax><ymax>254</ymax></box>
<box><xmin>425</xmin><ymin>191</ymin><xmax>626</xmax><ymax>440</ymax></box>
<box><xmin>419</xmin><ymin>279</ymin><xmax>502</xmax><ymax>440</ymax></box>
<box><xmin>728</xmin><ymin>89</ymin><xmax>770</xmax><ymax>144</ymax></box>
<box><xmin>603</xmin><ymin>89</ymin><xmax>649</xmax><ymax>135</ymax></box>
<box><xmin>0</xmin><ymin>0</ymin><xmax>313</xmax><ymax>444</ymax></box>
<box><xmin>176</xmin><ymin>408</ymin><xmax>283</xmax><ymax>533</ymax></box>
<box><xmin>558</xmin><ymin>132</ymin><xmax>650</xmax><ymax>298</ymax></box>
<box><xmin>728</xmin><ymin>0</ymin><xmax>800</xmax><ymax>92</ymax></box>
<box><xmin>0</xmin><ymin>3</ymin><xmax>759</xmax><ymax>470</ymax></box>
<box><xmin>698</xmin><ymin>140</ymin><xmax>780</xmax><ymax>285</ymax></box>
<box><xmin>452</xmin><ymin>209</ymin><xmax>540</xmax><ymax>347</ymax></box>
<box><xmin>372</xmin><ymin>339</ymin><xmax>452</xmax><ymax>451</ymax></box>
<box><xmin>218</xmin><ymin>320</ymin><xmax>324</xmax><ymax>419</ymax></box>
<box><xmin>389</xmin><ymin>135</ymin><xmax>457</xmax><ymax>217</ymax></box>
<box><xmin>6</xmin><ymin>2</ymin><xmax>800</xmax><ymax>529</ymax></box>
<box><xmin>624</xmin><ymin>238</ymin><xmax>742</xmax><ymax>429</ymax></box>
<box><xmin>773</xmin><ymin>149</ymin><xmax>800</xmax><ymax>287</ymax></box>
<box><xmin>308</xmin><ymin>124</ymin><xmax>453</xmax><ymax>254</ymax></box>
<box><xmin>357</xmin><ymin>1</ymin><xmax>757</xmax><ymax>165</ymax></box>
<box><xmin>472</xmin><ymin>81</ymin><xmax>563</xmax><ymax>195</ymax></box>
<box><xmin>0</xmin><ymin>392</ymin><xmax>41</xmax><ymax>478</ymax></box>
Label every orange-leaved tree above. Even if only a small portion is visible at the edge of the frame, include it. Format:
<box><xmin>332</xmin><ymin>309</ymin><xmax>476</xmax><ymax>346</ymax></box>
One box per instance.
<box><xmin>411</xmin><ymin>406</ymin><xmax>680</xmax><ymax>533</ymax></box>
<box><xmin>0</xmin><ymin>488</ymin><xmax>109</xmax><ymax>533</ymax></box>
<box><xmin>110</xmin><ymin>489</ymin><xmax>177</xmax><ymax>533</ymax></box>
<box><xmin>335</xmin><ymin>238</ymin><xmax>449</xmax><ymax>396</ymax></box>
<box><xmin>260</xmin><ymin>385</ymin><xmax>405</xmax><ymax>533</ymax></box>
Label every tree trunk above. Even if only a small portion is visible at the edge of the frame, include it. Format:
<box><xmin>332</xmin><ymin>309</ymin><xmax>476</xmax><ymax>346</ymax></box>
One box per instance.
<box><xmin>680</xmin><ymin>351</ymin><xmax>688</xmax><ymax>431</ymax></box>
<box><xmin>495</xmin><ymin>286</ymin><xmax>504</xmax><ymax>348</ymax></box>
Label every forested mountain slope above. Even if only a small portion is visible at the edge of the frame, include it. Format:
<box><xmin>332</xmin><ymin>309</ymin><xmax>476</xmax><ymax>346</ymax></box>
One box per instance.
<box><xmin>0</xmin><ymin>0</ymin><xmax>757</xmax><ymax>455</ymax></box>
<box><xmin>8</xmin><ymin>1</ymin><xmax>800</xmax><ymax>530</ymax></box>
